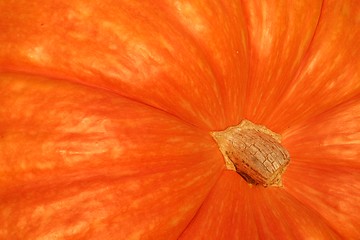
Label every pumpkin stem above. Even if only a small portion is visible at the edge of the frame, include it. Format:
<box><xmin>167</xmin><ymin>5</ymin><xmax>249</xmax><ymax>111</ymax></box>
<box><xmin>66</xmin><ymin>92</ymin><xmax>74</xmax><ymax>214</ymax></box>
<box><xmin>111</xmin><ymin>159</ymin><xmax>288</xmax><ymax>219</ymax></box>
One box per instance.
<box><xmin>211</xmin><ymin>119</ymin><xmax>290</xmax><ymax>187</ymax></box>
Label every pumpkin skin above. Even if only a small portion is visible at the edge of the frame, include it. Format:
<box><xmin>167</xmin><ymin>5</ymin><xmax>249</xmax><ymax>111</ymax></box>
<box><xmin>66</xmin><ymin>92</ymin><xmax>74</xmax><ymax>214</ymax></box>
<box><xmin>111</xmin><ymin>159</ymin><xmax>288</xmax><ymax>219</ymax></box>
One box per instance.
<box><xmin>0</xmin><ymin>0</ymin><xmax>359</xmax><ymax>239</ymax></box>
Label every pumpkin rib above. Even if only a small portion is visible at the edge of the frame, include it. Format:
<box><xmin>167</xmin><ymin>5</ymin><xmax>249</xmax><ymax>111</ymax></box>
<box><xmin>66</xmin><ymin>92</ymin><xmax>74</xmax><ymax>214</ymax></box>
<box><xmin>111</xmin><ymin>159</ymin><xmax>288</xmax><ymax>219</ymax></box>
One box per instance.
<box><xmin>157</xmin><ymin>0</ymin><xmax>250</xmax><ymax>128</ymax></box>
<box><xmin>281</xmin><ymin>94</ymin><xmax>360</xmax><ymax>238</ymax></box>
<box><xmin>290</xmin><ymin>0</ymin><xmax>324</xmax><ymax>79</ymax></box>
<box><xmin>250</xmin><ymin>186</ymin><xmax>341</xmax><ymax>239</ymax></box>
<box><xmin>283</xmin><ymin>93</ymin><xmax>360</xmax><ymax>144</ymax></box>
<box><xmin>137</xmin><ymin>1</ymin><xmax>229</xmax><ymax>128</ymax></box>
<box><xmin>0</xmin><ymin>0</ymin><xmax>250</xmax><ymax>129</ymax></box>
<box><xmin>0</xmin><ymin>0</ymin><xmax>250</xmax><ymax>130</ymax></box>
<box><xmin>0</xmin><ymin>72</ymin><xmax>227</xmax><ymax>239</ymax></box>
<box><xmin>284</xmin><ymin>166</ymin><xmax>360</xmax><ymax>239</ymax></box>
<box><xmin>0</xmin><ymin>0</ymin><xmax>229</xmax><ymax>130</ymax></box>
<box><xmin>179</xmin><ymin>171</ymin><xmax>259</xmax><ymax>240</ymax></box>
<box><xmin>1</xmin><ymin>163</ymin><xmax>224</xmax><ymax>239</ymax></box>
<box><xmin>0</xmin><ymin>72</ymin><xmax>221</xmax><ymax>181</ymax></box>
<box><xmin>0</xmin><ymin>69</ymin><xmax>209</xmax><ymax>133</ymax></box>
<box><xmin>268</xmin><ymin>0</ymin><xmax>360</xmax><ymax>132</ymax></box>
<box><xmin>177</xmin><ymin>168</ymin><xmax>227</xmax><ymax>239</ymax></box>
<box><xmin>240</xmin><ymin>0</ymin><xmax>324</xmax><ymax>127</ymax></box>
<box><xmin>155</xmin><ymin>2</ymin><xmax>224</xmax><ymax>95</ymax></box>
<box><xmin>179</xmin><ymin>171</ymin><xmax>341</xmax><ymax>239</ymax></box>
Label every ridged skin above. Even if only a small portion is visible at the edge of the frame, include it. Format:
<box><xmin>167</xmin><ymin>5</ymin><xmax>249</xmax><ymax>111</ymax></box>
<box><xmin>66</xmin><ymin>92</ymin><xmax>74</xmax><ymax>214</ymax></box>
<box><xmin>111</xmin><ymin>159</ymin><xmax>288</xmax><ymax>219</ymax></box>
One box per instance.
<box><xmin>0</xmin><ymin>0</ymin><xmax>359</xmax><ymax>239</ymax></box>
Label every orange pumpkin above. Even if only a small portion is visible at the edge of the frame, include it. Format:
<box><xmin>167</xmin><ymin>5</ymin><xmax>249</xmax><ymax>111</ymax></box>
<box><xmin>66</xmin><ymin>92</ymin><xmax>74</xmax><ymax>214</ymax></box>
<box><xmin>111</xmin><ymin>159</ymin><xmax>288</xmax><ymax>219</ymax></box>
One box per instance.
<box><xmin>0</xmin><ymin>0</ymin><xmax>359</xmax><ymax>239</ymax></box>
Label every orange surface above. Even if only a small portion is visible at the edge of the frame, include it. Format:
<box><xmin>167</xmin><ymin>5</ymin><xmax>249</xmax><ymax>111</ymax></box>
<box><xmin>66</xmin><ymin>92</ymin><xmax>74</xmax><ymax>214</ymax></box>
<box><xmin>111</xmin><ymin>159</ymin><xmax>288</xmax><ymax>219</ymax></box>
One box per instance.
<box><xmin>0</xmin><ymin>0</ymin><xmax>359</xmax><ymax>239</ymax></box>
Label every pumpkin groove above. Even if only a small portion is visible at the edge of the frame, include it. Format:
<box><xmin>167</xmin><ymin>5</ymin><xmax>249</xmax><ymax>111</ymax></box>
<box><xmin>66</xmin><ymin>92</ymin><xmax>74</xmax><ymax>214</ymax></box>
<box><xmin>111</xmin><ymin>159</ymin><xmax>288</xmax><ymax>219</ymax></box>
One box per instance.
<box><xmin>0</xmin><ymin>0</ymin><xmax>359</xmax><ymax>239</ymax></box>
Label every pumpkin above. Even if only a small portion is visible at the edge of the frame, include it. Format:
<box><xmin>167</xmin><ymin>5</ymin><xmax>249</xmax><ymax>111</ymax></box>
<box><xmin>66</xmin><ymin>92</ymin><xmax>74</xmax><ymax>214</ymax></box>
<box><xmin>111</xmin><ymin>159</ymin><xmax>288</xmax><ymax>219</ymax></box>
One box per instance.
<box><xmin>0</xmin><ymin>0</ymin><xmax>359</xmax><ymax>239</ymax></box>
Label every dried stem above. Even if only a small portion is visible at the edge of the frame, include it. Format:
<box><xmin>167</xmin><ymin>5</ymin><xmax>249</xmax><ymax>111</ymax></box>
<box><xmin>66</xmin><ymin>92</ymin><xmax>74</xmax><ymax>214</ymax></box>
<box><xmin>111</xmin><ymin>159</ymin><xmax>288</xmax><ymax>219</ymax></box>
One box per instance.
<box><xmin>211</xmin><ymin>119</ymin><xmax>290</xmax><ymax>187</ymax></box>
